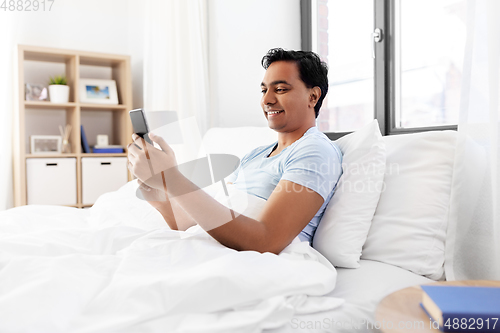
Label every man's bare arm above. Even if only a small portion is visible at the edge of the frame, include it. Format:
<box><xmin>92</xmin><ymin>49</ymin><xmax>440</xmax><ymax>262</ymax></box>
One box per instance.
<box><xmin>138</xmin><ymin>181</ymin><xmax>197</xmax><ymax>231</ymax></box>
<box><xmin>164</xmin><ymin>171</ymin><xmax>323</xmax><ymax>254</ymax></box>
<box><xmin>129</xmin><ymin>134</ymin><xmax>323</xmax><ymax>254</ymax></box>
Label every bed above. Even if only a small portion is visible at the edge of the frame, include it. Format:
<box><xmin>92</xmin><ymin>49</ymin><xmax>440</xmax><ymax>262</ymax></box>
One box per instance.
<box><xmin>266</xmin><ymin>260</ymin><xmax>432</xmax><ymax>333</ymax></box>
<box><xmin>0</xmin><ymin>120</ymin><xmax>477</xmax><ymax>332</ymax></box>
<box><xmin>0</xmin><ymin>181</ymin><xmax>339</xmax><ymax>333</ymax></box>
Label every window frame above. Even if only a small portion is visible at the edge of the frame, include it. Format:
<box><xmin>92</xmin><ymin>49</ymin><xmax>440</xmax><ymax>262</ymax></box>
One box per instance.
<box><xmin>300</xmin><ymin>0</ymin><xmax>458</xmax><ymax>136</ymax></box>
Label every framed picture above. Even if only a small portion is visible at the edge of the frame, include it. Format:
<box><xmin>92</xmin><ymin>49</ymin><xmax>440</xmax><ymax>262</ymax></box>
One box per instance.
<box><xmin>30</xmin><ymin>135</ymin><xmax>62</xmax><ymax>154</ymax></box>
<box><xmin>25</xmin><ymin>83</ymin><xmax>48</xmax><ymax>101</ymax></box>
<box><xmin>79</xmin><ymin>79</ymin><xmax>119</xmax><ymax>105</ymax></box>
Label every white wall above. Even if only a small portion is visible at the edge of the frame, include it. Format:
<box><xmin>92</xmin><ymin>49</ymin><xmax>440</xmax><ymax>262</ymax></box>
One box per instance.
<box><xmin>208</xmin><ymin>0</ymin><xmax>301</xmax><ymax>128</ymax></box>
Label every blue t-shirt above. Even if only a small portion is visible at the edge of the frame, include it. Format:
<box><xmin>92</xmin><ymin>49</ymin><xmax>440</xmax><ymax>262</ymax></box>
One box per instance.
<box><xmin>226</xmin><ymin>127</ymin><xmax>343</xmax><ymax>244</ymax></box>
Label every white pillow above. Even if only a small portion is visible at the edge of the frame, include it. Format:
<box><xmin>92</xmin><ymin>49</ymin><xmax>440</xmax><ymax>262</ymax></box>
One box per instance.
<box><xmin>361</xmin><ymin>131</ymin><xmax>457</xmax><ymax>280</ymax></box>
<box><xmin>313</xmin><ymin>120</ymin><xmax>386</xmax><ymax>268</ymax></box>
<box><xmin>201</xmin><ymin>127</ymin><xmax>277</xmax><ymax>159</ymax></box>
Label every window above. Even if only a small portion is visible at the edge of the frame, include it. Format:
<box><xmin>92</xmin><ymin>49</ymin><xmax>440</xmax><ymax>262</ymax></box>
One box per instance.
<box><xmin>395</xmin><ymin>0</ymin><xmax>466</xmax><ymax>129</ymax></box>
<box><xmin>312</xmin><ymin>0</ymin><xmax>375</xmax><ymax>133</ymax></box>
<box><xmin>302</xmin><ymin>0</ymin><xmax>464</xmax><ymax>135</ymax></box>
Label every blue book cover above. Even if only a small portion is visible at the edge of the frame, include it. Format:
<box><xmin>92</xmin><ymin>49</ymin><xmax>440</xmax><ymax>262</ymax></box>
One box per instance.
<box><xmin>421</xmin><ymin>285</ymin><xmax>500</xmax><ymax>332</ymax></box>
<box><xmin>81</xmin><ymin>125</ymin><xmax>90</xmax><ymax>153</ymax></box>
<box><xmin>92</xmin><ymin>147</ymin><xmax>124</xmax><ymax>153</ymax></box>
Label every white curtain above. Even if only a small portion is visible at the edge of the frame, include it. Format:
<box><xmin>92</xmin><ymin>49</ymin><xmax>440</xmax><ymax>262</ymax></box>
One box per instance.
<box><xmin>143</xmin><ymin>0</ymin><xmax>210</xmax><ymax>136</ymax></box>
<box><xmin>0</xmin><ymin>13</ymin><xmax>19</xmax><ymax>211</ymax></box>
<box><xmin>445</xmin><ymin>0</ymin><xmax>500</xmax><ymax>280</ymax></box>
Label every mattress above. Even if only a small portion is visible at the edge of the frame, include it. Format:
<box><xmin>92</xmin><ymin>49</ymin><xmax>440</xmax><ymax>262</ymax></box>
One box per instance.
<box><xmin>265</xmin><ymin>259</ymin><xmax>433</xmax><ymax>333</ymax></box>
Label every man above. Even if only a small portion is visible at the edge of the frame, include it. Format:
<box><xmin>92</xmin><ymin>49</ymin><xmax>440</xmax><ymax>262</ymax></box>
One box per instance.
<box><xmin>127</xmin><ymin>48</ymin><xmax>342</xmax><ymax>254</ymax></box>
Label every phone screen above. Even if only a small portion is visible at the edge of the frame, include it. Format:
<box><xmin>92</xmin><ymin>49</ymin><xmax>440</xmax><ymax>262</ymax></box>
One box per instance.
<box><xmin>130</xmin><ymin>109</ymin><xmax>152</xmax><ymax>144</ymax></box>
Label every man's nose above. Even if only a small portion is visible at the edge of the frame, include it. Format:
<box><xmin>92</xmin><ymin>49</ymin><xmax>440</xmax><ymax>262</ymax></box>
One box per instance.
<box><xmin>262</xmin><ymin>90</ymin><xmax>276</xmax><ymax>105</ymax></box>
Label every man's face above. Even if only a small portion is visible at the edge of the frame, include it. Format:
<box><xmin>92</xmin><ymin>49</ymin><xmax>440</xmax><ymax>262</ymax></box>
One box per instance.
<box><xmin>260</xmin><ymin>61</ymin><xmax>315</xmax><ymax>132</ymax></box>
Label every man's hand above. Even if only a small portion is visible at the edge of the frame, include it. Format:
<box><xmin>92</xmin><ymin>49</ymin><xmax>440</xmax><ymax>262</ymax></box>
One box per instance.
<box><xmin>127</xmin><ymin>133</ymin><xmax>178</xmax><ymax>191</ymax></box>
<box><xmin>136</xmin><ymin>179</ymin><xmax>168</xmax><ymax>202</ymax></box>
<box><xmin>137</xmin><ymin>179</ymin><xmax>198</xmax><ymax>231</ymax></box>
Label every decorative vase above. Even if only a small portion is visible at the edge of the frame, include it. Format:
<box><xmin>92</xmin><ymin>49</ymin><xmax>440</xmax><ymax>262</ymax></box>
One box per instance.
<box><xmin>61</xmin><ymin>139</ymin><xmax>71</xmax><ymax>153</ymax></box>
<box><xmin>49</xmin><ymin>85</ymin><xmax>70</xmax><ymax>103</ymax></box>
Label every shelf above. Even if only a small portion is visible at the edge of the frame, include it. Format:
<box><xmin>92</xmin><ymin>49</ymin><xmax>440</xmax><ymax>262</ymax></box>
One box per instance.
<box><xmin>23</xmin><ymin>50</ymin><xmax>74</xmax><ymax>63</ymax></box>
<box><xmin>24</xmin><ymin>101</ymin><xmax>128</xmax><ymax>111</ymax></box>
<box><xmin>26</xmin><ymin>154</ymin><xmax>78</xmax><ymax>158</ymax></box>
<box><xmin>79</xmin><ymin>55</ymin><xmax>128</xmax><ymax>67</ymax></box>
<box><xmin>15</xmin><ymin>45</ymin><xmax>134</xmax><ymax>208</ymax></box>
<box><xmin>82</xmin><ymin>153</ymin><xmax>127</xmax><ymax>157</ymax></box>
<box><xmin>25</xmin><ymin>153</ymin><xmax>128</xmax><ymax>158</ymax></box>
<box><xmin>80</xmin><ymin>104</ymin><xmax>128</xmax><ymax>110</ymax></box>
<box><xmin>25</xmin><ymin>101</ymin><xmax>76</xmax><ymax>109</ymax></box>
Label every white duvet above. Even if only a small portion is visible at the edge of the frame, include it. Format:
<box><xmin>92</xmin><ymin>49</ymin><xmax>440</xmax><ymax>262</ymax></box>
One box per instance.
<box><xmin>0</xmin><ymin>181</ymin><xmax>342</xmax><ymax>333</ymax></box>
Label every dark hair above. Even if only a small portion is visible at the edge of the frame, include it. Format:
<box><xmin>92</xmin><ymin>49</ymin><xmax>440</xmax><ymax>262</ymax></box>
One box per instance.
<box><xmin>261</xmin><ymin>48</ymin><xmax>328</xmax><ymax>118</ymax></box>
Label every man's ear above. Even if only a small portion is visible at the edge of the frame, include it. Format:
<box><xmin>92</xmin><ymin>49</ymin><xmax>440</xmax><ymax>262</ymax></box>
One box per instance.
<box><xmin>309</xmin><ymin>87</ymin><xmax>321</xmax><ymax>108</ymax></box>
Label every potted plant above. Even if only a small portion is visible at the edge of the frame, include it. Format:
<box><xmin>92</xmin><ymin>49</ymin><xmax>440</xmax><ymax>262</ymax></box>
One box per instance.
<box><xmin>48</xmin><ymin>75</ymin><xmax>70</xmax><ymax>103</ymax></box>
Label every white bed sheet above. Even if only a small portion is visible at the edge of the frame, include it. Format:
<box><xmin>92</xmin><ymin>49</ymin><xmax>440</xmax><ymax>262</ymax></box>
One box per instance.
<box><xmin>0</xmin><ymin>181</ymin><xmax>344</xmax><ymax>333</ymax></box>
<box><xmin>265</xmin><ymin>259</ymin><xmax>432</xmax><ymax>333</ymax></box>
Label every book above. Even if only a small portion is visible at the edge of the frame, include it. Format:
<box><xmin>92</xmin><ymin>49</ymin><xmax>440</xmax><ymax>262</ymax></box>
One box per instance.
<box><xmin>92</xmin><ymin>145</ymin><xmax>124</xmax><ymax>153</ymax></box>
<box><xmin>81</xmin><ymin>125</ymin><xmax>90</xmax><ymax>153</ymax></box>
<box><xmin>420</xmin><ymin>285</ymin><xmax>500</xmax><ymax>332</ymax></box>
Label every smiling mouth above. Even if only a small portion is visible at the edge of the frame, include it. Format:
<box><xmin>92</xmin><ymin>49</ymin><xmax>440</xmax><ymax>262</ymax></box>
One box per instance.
<box><xmin>266</xmin><ymin>110</ymin><xmax>283</xmax><ymax>115</ymax></box>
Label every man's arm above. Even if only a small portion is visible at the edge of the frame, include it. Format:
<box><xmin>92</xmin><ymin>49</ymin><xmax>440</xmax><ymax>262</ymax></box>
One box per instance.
<box><xmin>166</xmin><ymin>174</ymin><xmax>323</xmax><ymax>254</ymax></box>
<box><xmin>129</xmin><ymin>134</ymin><xmax>323</xmax><ymax>254</ymax></box>
<box><xmin>137</xmin><ymin>181</ymin><xmax>197</xmax><ymax>231</ymax></box>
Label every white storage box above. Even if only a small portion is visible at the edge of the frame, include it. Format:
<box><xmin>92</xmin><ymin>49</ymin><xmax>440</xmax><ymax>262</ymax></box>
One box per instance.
<box><xmin>82</xmin><ymin>157</ymin><xmax>128</xmax><ymax>205</ymax></box>
<box><xmin>26</xmin><ymin>158</ymin><xmax>77</xmax><ymax>205</ymax></box>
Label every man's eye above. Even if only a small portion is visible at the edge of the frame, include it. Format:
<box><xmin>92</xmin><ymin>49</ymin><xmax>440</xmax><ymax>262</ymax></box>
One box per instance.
<box><xmin>276</xmin><ymin>88</ymin><xmax>287</xmax><ymax>93</ymax></box>
<box><xmin>261</xmin><ymin>89</ymin><xmax>267</xmax><ymax>94</ymax></box>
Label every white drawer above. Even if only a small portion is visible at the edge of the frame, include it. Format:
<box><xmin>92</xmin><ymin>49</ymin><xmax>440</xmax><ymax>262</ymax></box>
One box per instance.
<box><xmin>81</xmin><ymin>157</ymin><xmax>128</xmax><ymax>205</ymax></box>
<box><xmin>26</xmin><ymin>158</ymin><xmax>77</xmax><ymax>205</ymax></box>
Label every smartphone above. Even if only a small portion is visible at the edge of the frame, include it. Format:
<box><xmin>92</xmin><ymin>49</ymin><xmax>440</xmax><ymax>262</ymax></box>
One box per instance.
<box><xmin>129</xmin><ymin>108</ymin><xmax>152</xmax><ymax>145</ymax></box>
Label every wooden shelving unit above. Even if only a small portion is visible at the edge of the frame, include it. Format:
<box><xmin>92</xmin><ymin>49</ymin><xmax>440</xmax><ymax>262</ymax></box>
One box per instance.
<box><xmin>14</xmin><ymin>45</ymin><xmax>133</xmax><ymax>208</ymax></box>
